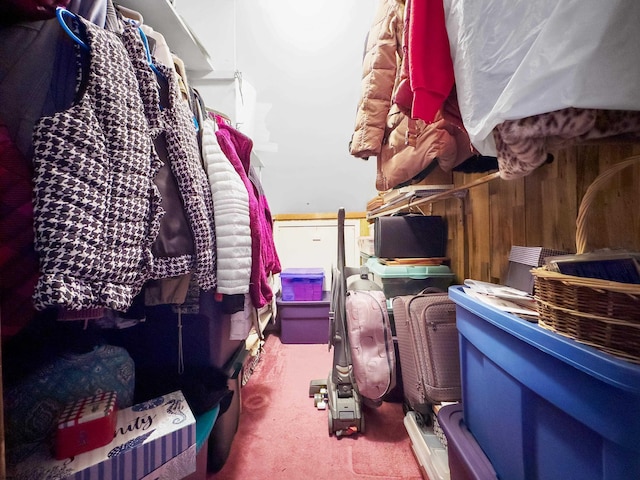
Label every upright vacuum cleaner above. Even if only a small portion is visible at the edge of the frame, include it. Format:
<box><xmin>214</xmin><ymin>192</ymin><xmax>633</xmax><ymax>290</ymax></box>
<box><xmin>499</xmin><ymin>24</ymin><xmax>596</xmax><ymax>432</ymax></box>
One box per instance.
<box><xmin>310</xmin><ymin>208</ymin><xmax>383</xmax><ymax>437</ymax></box>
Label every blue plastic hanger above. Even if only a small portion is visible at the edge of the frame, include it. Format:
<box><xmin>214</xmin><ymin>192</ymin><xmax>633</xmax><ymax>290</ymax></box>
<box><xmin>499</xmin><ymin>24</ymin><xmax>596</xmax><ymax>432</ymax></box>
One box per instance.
<box><xmin>137</xmin><ymin>26</ymin><xmax>164</xmax><ymax>80</ymax></box>
<box><xmin>56</xmin><ymin>7</ymin><xmax>89</xmax><ymax>52</ymax></box>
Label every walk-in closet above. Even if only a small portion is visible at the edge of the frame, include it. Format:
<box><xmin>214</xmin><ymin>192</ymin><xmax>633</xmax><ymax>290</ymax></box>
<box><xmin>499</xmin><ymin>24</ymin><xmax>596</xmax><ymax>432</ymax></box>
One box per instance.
<box><xmin>1</xmin><ymin>1</ymin><xmax>639</xmax><ymax>479</ymax></box>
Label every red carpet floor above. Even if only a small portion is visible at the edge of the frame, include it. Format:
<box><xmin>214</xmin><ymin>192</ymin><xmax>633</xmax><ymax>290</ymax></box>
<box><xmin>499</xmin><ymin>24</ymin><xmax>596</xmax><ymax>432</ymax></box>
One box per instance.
<box><xmin>209</xmin><ymin>333</ymin><xmax>422</xmax><ymax>479</ymax></box>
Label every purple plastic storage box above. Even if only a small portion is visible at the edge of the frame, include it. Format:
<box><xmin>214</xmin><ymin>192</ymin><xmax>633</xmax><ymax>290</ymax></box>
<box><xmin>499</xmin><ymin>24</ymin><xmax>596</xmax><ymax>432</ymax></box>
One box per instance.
<box><xmin>277</xmin><ymin>291</ymin><xmax>330</xmax><ymax>344</ymax></box>
<box><xmin>449</xmin><ymin>285</ymin><xmax>640</xmax><ymax>480</ymax></box>
<box><xmin>437</xmin><ymin>404</ymin><xmax>498</xmax><ymax>480</ymax></box>
<box><xmin>280</xmin><ymin>268</ymin><xmax>325</xmax><ymax>301</ymax></box>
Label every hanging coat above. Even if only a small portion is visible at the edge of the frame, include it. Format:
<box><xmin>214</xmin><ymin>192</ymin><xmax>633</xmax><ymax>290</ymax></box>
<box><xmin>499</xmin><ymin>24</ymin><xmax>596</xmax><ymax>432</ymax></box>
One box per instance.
<box><xmin>31</xmin><ymin>14</ymin><xmax>163</xmax><ymax>312</ymax></box>
<box><xmin>215</xmin><ymin>120</ymin><xmax>281</xmax><ymax>309</ymax></box>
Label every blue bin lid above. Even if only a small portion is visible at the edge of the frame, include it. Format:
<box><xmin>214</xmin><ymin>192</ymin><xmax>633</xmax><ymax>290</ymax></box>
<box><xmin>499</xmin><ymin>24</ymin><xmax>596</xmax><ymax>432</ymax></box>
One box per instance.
<box><xmin>449</xmin><ymin>285</ymin><xmax>640</xmax><ymax>393</ymax></box>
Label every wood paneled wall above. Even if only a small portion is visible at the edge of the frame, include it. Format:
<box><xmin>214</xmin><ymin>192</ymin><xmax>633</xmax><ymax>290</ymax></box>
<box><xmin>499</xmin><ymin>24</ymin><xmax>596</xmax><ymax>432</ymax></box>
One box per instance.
<box><xmin>427</xmin><ymin>143</ymin><xmax>640</xmax><ymax>285</ymax></box>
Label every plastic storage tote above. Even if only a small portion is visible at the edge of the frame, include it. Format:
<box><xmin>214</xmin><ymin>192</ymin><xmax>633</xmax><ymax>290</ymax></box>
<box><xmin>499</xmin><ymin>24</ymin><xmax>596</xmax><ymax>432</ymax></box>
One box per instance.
<box><xmin>366</xmin><ymin>257</ymin><xmax>454</xmax><ymax>297</ymax></box>
<box><xmin>404</xmin><ymin>410</ymin><xmax>450</xmax><ymax>480</ymax></box>
<box><xmin>437</xmin><ymin>403</ymin><xmax>497</xmax><ymax>480</ymax></box>
<box><xmin>277</xmin><ymin>291</ymin><xmax>330</xmax><ymax>344</ymax></box>
<box><xmin>449</xmin><ymin>285</ymin><xmax>640</xmax><ymax>480</ymax></box>
<box><xmin>280</xmin><ymin>268</ymin><xmax>325</xmax><ymax>301</ymax></box>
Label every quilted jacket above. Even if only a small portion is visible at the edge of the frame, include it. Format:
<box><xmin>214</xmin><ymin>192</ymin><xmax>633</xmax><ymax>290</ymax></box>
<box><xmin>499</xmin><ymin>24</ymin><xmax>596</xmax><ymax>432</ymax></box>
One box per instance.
<box><xmin>31</xmin><ymin>16</ymin><xmax>163</xmax><ymax>312</ymax></box>
<box><xmin>350</xmin><ymin>0</ymin><xmax>475</xmax><ymax>191</ymax></box>
<box><xmin>215</xmin><ymin>120</ymin><xmax>281</xmax><ymax>309</ymax></box>
<box><xmin>201</xmin><ymin>117</ymin><xmax>252</xmax><ymax>295</ymax></box>
<box><xmin>349</xmin><ymin>0</ymin><xmax>405</xmax><ymax>160</ymax></box>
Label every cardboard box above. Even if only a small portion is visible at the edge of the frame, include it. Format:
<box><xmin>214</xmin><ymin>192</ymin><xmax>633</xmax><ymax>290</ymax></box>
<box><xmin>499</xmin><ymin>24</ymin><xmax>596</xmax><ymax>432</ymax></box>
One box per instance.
<box><xmin>358</xmin><ymin>236</ymin><xmax>375</xmax><ymax>257</ymax></box>
<box><xmin>10</xmin><ymin>390</ymin><xmax>196</xmax><ymax>480</ymax></box>
<box><xmin>141</xmin><ymin>444</ymin><xmax>196</xmax><ymax>480</ymax></box>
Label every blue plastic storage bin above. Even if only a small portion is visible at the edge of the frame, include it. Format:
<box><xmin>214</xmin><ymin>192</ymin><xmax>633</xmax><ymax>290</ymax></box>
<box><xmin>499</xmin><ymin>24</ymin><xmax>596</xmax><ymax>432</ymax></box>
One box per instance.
<box><xmin>449</xmin><ymin>285</ymin><xmax>640</xmax><ymax>480</ymax></box>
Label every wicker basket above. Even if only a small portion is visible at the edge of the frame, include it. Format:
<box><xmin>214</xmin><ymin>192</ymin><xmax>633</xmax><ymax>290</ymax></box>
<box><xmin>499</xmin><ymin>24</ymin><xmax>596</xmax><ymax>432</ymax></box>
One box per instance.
<box><xmin>531</xmin><ymin>155</ymin><xmax>640</xmax><ymax>363</ymax></box>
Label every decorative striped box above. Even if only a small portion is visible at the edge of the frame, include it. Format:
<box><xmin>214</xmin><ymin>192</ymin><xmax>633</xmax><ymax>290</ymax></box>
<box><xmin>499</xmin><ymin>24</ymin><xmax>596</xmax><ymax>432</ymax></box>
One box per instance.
<box><xmin>10</xmin><ymin>390</ymin><xmax>196</xmax><ymax>480</ymax></box>
<box><xmin>56</xmin><ymin>391</ymin><xmax>118</xmax><ymax>459</ymax></box>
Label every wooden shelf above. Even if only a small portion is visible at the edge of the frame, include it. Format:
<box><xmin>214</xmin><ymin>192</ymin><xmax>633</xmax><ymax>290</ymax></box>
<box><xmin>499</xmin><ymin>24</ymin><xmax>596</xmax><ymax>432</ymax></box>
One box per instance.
<box><xmin>366</xmin><ymin>172</ymin><xmax>500</xmax><ymax>219</ymax></box>
<box><xmin>274</xmin><ymin>212</ymin><xmax>367</xmax><ymax>221</ymax></box>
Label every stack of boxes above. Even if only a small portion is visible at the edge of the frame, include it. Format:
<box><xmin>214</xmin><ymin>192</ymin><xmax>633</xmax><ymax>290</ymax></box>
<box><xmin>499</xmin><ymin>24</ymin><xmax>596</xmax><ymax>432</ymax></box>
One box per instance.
<box><xmin>277</xmin><ymin>268</ymin><xmax>329</xmax><ymax>344</ymax></box>
<box><xmin>367</xmin><ymin>215</ymin><xmax>456</xmax><ymax>407</ymax></box>
<box><xmin>368</xmin><ymin>214</ymin><xmax>454</xmax><ymax>297</ymax></box>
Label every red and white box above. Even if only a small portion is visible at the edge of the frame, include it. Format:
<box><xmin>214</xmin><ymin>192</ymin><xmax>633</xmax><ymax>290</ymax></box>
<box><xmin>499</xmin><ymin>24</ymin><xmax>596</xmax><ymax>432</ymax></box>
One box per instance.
<box><xmin>56</xmin><ymin>391</ymin><xmax>118</xmax><ymax>459</ymax></box>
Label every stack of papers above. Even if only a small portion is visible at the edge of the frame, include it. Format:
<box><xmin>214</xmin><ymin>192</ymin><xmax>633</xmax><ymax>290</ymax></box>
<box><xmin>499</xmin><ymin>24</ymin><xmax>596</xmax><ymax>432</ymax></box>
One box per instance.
<box><xmin>378</xmin><ymin>257</ymin><xmax>448</xmax><ymax>266</ymax></box>
<box><xmin>366</xmin><ymin>185</ymin><xmax>456</xmax><ymax>215</ymax></box>
<box><xmin>462</xmin><ymin>279</ymin><xmax>539</xmax><ymax>321</ymax></box>
<box><xmin>380</xmin><ymin>184</ymin><xmax>454</xmax><ymax>205</ymax></box>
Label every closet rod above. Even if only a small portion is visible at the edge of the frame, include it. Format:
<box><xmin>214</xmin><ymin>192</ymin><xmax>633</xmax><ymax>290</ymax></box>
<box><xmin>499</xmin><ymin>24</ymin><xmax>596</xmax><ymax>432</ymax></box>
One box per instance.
<box><xmin>367</xmin><ymin>171</ymin><xmax>501</xmax><ymax>219</ymax></box>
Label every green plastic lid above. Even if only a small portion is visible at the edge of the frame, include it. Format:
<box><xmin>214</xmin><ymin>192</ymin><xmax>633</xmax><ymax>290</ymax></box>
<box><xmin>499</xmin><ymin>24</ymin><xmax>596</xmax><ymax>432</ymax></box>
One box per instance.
<box><xmin>365</xmin><ymin>257</ymin><xmax>453</xmax><ymax>279</ymax></box>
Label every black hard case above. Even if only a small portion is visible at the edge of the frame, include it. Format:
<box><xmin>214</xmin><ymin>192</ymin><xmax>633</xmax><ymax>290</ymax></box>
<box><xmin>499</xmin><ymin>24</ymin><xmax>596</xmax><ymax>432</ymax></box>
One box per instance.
<box><xmin>374</xmin><ymin>215</ymin><xmax>446</xmax><ymax>259</ymax></box>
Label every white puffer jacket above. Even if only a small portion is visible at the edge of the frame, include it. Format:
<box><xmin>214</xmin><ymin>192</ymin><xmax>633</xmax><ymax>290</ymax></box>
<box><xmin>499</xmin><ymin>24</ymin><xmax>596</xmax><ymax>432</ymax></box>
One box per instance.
<box><xmin>201</xmin><ymin>118</ymin><xmax>252</xmax><ymax>294</ymax></box>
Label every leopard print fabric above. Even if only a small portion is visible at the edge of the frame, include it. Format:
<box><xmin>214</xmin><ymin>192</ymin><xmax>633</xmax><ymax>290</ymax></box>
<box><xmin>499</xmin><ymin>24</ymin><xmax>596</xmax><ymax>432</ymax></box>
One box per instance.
<box><xmin>494</xmin><ymin>108</ymin><xmax>640</xmax><ymax>179</ymax></box>
<box><xmin>31</xmin><ymin>15</ymin><xmax>163</xmax><ymax>311</ymax></box>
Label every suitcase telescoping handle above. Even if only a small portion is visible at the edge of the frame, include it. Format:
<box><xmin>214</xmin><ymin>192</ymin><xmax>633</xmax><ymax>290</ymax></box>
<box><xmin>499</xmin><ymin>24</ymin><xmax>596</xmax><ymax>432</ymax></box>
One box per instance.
<box><xmin>418</xmin><ymin>287</ymin><xmax>447</xmax><ymax>295</ymax></box>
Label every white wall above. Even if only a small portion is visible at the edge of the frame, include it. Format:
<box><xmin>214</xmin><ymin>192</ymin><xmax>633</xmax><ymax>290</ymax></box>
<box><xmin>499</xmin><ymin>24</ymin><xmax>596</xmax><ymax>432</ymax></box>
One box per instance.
<box><xmin>178</xmin><ymin>0</ymin><xmax>379</xmax><ymax>215</ymax></box>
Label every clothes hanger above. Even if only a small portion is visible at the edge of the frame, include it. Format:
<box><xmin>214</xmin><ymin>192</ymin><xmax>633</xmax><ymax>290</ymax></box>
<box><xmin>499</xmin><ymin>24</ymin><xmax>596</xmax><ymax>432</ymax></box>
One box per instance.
<box><xmin>56</xmin><ymin>7</ymin><xmax>90</xmax><ymax>52</ymax></box>
<box><xmin>136</xmin><ymin>25</ymin><xmax>164</xmax><ymax>80</ymax></box>
<box><xmin>116</xmin><ymin>14</ymin><xmax>164</xmax><ymax>81</ymax></box>
<box><xmin>114</xmin><ymin>4</ymin><xmax>144</xmax><ymax>24</ymax></box>
<box><xmin>208</xmin><ymin>109</ymin><xmax>231</xmax><ymax>126</ymax></box>
<box><xmin>191</xmin><ymin>88</ymin><xmax>210</xmax><ymax>132</ymax></box>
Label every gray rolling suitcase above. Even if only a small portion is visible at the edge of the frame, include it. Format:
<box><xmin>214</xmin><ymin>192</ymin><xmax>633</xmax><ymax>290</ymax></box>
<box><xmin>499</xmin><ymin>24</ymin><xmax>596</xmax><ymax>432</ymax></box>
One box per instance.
<box><xmin>392</xmin><ymin>289</ymin><xmax>461</xmax><ymax>416</ymax></box>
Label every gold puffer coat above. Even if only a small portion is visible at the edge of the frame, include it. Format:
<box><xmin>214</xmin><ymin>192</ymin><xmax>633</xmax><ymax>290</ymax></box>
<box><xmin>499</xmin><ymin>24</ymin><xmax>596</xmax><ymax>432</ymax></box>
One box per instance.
<box><xmin>350</xmin><ymin>0</ymin><xmax>405</xmax><ymax>160</ymax></box>
<box><xmin>350</xmin><ymin>0</ymin><xmax>474</xmax><ymax>191</ymax></box>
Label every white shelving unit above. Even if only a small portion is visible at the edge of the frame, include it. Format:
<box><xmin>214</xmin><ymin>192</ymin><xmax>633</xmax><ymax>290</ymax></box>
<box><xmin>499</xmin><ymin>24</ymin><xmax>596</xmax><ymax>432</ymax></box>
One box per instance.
<box><xmin>117</xmin><ymin>0</ymin><xmax>215</xmax><ymax>74</ymax></box>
